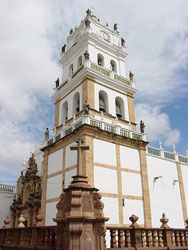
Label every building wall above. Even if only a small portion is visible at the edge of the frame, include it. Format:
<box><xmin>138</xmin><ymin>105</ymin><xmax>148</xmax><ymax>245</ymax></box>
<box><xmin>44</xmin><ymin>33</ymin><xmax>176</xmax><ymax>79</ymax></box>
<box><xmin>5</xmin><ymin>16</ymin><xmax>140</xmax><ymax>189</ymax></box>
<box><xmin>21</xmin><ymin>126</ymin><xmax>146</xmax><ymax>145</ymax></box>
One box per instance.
<box><xmin>94</xmin><ymin>83</ymin><xmax>129</xmax><ymax>120</ymax></box>
<box><xmin>147</xmin><ymin>155</ymin><xmax>185</xmax><ymax>228</ymax></box>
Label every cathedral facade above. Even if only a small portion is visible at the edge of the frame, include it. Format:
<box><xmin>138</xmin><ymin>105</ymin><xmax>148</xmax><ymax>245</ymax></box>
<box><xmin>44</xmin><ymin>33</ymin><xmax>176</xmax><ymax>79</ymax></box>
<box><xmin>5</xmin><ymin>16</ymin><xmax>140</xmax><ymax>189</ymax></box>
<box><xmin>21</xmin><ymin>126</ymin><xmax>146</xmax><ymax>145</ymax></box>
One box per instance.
<box><xmin>12</xmin><ymin>10</ymin><xmax>188</xmax><ymax>229</ymax></box>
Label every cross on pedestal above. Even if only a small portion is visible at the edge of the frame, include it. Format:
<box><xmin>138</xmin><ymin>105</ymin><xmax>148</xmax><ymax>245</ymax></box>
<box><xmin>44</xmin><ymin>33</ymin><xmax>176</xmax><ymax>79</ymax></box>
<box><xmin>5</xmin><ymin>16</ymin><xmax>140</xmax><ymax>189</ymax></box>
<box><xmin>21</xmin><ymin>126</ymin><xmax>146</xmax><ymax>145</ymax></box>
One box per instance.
<box><xmin>70</xmin><ymin>138</ymin><xmax>89</xmax><ymax>176</ymax></box>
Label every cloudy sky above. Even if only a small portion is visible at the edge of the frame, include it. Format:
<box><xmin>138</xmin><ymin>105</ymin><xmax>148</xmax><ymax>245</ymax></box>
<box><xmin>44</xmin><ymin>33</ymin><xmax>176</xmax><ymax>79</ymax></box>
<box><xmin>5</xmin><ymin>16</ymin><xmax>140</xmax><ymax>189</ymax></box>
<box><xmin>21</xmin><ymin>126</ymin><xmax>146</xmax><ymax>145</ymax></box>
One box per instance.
<box><xmin>0</xmin><ymin>0</ymin><xmax>188</xmax><ymax>183</ymax></box>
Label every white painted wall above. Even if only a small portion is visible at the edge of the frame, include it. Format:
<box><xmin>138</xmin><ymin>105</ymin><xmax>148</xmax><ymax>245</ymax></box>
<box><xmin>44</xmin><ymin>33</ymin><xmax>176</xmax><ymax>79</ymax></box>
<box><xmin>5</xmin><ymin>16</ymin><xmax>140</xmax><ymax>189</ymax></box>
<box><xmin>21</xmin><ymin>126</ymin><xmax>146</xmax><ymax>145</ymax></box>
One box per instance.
<box><xmin>48</xmin><ymin>149</ymin><xmax>63</xmax><ymax>175</ymax></box>
<box><xmin>94</xmin><ymin>166</ymin><xmax>118</xmax><ymax>194</ymax></box>
<box><xmin>102</xmin><ymin>197</ymin><xmax>119</xmax><ymax>224</ymax></box>
<box><xmin>123</xmin><ymin>199</ymin><xmax>144</xmax><ymax>225</ymax></box>
<box><xmin>45</xmin><ymin>202</ymin><xmax>57</xmax><ymax>225</ymax></box>
<box><xmin>65</xmin><ymin>168</ymin><xmax>77</xmax><ymax>188</ymax></box>
<box><xmin>181</xmin><ymin>164</ymin><xmax>188</xmax><ymax>214</ymax></box>
<box><xmin>0</xmin><ymin>190</ymin><xmax>16</xmax><ymax>228</ymax></box>
<box><xmin>46</xmin><ymin>175</ymin><xmax>62</xmax><ymax>200</ymax></box>
<box><xmin>65</xmin><ymin>142</ymin><xmax>77</xmax><ymax>169</ymax></box>
<box><xmin>94</xmin><ymin>83</ymin><xmax>129</xmax><ymax>120</ymax></box>
<box><xmin>120</xmin><ymin>146</ymin><xmax>140</xmax><ymax>171</ymax></box>
<box><xmin>59</xmin><ymin>85</ymin><xmax>82</xmax><ymax>125</ymax></box>
<box><xmin>94</xmin><ymin>139</ymin><xmax>116</xmax><ymax>166</ymax></box>
<box><xmin>121</xmin><ymin>172</ymin><xmax>142</xmax><ymax>196</ymax></box>
<box><xmin>147</xmin><ymin>155</ymin><xmax>184</xmax><ymax>228</ymax></box>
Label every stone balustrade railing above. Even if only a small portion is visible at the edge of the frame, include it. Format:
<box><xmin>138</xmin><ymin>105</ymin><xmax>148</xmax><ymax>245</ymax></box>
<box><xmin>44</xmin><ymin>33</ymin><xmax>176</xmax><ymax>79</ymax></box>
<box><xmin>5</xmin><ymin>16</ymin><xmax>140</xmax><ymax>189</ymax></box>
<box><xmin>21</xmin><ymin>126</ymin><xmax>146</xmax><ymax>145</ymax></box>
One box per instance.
<box><xmin>0</xmin><ymin>226</ymin><xmax>56</xmax><ymax>249</ymax></box>
<box><xmin>147</xmin><ymin>146</ymin><xmax>188</xmax><ymax>165</ymax></box>
<box><xmin>55</xmin><ymin>59</ymin><xmax>135</xmax><ymax>93</ymax></box>
<box><xmin>40</xmin><ymin>115</ymin><xmax>146</xmax><ymax>148</ymax></box>
<box><xmin>0</xmin><ymin>184</ymin><xmax>16</xmax><ymax>192</ymax></box>
<box><xmin>106</xmin><ymin>226</ymin><xmax>188</xmax><ymax>249</ymax></box>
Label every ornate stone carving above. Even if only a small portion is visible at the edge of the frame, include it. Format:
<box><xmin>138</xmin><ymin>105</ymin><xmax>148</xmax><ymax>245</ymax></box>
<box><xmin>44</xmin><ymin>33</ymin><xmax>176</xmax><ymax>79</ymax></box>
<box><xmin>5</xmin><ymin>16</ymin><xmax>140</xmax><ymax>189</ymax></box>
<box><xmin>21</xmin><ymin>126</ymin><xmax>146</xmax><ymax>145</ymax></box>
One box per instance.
<box><xmin>86</xmin><ymin>9</ymin><xmax>91</xmax><ymax>17</ymax></box>
<box><xmin>93</xmin><ymin>192</ymin><xmax>104</xmax><ymax>210</ymax></box>
<box><xmin>95</xmin><ymin>223</ymin><xmax>106</xmax><ymax>235</ymax></box>
<box><xmin>35</xmin><ymin>209</ymin><xmax>43</xmax><ymax>226</ymax></box>
<box><xmin>83</xmin><ymin>100</ymin><xmax>90</xmax><ymax>115</ymax></box>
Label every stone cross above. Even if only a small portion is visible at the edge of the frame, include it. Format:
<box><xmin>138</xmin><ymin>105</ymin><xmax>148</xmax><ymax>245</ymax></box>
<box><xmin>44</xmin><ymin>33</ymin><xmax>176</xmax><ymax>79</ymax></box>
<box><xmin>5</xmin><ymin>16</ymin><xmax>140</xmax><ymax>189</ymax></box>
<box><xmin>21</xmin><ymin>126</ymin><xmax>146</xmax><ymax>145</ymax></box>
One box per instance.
<box><xmin>70</xmin><ymin>138</ymin><xmax>89</xmax><ymax>176</ymax></box>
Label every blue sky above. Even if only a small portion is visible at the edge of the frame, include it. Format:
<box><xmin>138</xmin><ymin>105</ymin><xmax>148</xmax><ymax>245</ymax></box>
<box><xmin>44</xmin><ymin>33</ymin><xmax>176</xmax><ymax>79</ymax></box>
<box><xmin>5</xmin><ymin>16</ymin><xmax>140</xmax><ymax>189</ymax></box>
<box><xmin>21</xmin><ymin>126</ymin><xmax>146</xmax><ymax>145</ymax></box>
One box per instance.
<box><xmin>0</xmin><ymin>0</ymin><xmax>188</xmax><ymax>183</ymax></box>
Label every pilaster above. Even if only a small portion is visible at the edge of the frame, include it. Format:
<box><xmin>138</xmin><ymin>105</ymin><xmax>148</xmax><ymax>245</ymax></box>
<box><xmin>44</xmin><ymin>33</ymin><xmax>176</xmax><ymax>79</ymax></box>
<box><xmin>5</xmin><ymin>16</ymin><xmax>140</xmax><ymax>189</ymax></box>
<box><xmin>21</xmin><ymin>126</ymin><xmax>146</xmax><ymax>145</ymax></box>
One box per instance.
<box><xmin>54</xmin><ymin>99</ymin><xmax>60</xmax><ymax>128</ymax></box>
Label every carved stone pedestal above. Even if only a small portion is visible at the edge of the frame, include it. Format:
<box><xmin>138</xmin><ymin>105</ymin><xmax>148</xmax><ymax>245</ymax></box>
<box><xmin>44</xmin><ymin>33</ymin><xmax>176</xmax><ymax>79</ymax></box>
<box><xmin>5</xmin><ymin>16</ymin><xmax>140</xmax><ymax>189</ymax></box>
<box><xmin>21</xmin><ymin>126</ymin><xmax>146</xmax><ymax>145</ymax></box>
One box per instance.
<box><xmin>54</xmin><ymin>175</ymin><xmax>109</xmax><ymax>250</ymax></box>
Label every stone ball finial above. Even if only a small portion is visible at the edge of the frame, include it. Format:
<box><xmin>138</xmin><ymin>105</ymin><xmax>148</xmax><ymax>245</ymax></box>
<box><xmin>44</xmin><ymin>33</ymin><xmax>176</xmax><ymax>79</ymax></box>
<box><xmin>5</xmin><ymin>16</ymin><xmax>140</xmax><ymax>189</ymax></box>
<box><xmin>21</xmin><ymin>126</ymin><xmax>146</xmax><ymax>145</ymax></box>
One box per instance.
<box><xmin>18</xmin><ymin>214</ymin><xmax>25</xmax><ymax>228</ymax></box>
<box><xmin>3</xmin><ymin>216</ymin><xmax>10</xmax><ymax>229</ymax></box>
<box><xmin>160</xmin><ymin>213</ymin><xmax>170</xmax><ymax>228</ymax></box>
<box><xmin>35</xmin><ymin>209</ymin><xmax>43</xmax><ymax>227</ymax></box>
<box><xmin>129</xmin><ymin>214</ymin><xmax>139</xmax><ymax>228</ymax></box>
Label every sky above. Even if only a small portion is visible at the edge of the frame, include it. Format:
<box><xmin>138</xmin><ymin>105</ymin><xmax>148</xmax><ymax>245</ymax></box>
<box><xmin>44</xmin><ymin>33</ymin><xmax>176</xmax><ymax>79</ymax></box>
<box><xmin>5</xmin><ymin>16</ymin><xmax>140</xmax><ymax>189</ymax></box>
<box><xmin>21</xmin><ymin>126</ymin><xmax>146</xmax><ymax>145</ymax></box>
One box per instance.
<box><xmin>0</xmin><ymin>0</ymin><xmax>188</xmax><ymax>183</ymax></box>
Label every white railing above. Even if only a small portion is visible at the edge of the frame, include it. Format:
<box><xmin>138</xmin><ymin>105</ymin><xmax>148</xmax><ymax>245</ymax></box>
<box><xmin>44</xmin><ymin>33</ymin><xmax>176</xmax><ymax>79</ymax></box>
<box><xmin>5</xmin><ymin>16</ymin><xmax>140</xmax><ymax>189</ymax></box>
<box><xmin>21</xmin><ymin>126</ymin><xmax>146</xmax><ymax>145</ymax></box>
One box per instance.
<box><xmin>0</xmin><ymin>184</ymin><xmax>16</xmax><ymax>192</ymax></box>
<box><xmin>44</xmin><ymin>115</ymin><xmax>146</xmax><ymax>150</ymax></box>
<box><xmin>147</xmin><ymin>146</ymin><xmax>188</xmax><ymax>164</ymax></box>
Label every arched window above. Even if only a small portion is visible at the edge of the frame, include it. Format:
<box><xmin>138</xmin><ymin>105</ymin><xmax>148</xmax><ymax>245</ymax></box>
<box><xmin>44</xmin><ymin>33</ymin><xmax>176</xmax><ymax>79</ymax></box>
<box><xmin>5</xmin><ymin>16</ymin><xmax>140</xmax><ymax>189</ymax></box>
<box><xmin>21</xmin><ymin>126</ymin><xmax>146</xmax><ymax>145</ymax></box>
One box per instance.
<box><xmin>73</xmin><ymin>92</ymin><xmax>80</xmax><ymax>115</ymax></box>
<box><xmin>62</xmin><ymin>101</ymin><xmax>68</xmax><ymax>123</ymax></box>
<box><xmin>97</xmin><ymin>54</ymin><xmax>104</xmax><ymax>67</ymax></box>
<box><xmin>115</xmin><ymin>97</ymin><xmax>125</xmax><ymax>119</ymax></box>
<box><xmin>110</xmin><ymin>60</ymin><xmax>117</xmax><ymax>72</ymax></box>
<box><xmin>99</xmin><ymin>90</ymin><xmax>108</xmax><ymax>113</ymax></box>
<box><xmin>77</xmin><ymin>56</ymin><xmax>82</xmax><ymax>68</ymax></box>
<box><xmin>69</xmin><ymin>64</ymin><xmax>73</xmax><ymax>75</ymax></box>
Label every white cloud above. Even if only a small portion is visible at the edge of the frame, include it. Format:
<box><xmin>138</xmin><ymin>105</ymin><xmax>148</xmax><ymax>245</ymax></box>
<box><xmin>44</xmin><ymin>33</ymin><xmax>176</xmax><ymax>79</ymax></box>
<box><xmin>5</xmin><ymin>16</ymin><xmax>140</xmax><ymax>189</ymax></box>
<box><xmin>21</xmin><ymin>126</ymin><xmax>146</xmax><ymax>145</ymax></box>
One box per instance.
<box><xmin>135</xmin><ymin>103</ymin><xmax>180</xmax><ymax>146</ymax></box>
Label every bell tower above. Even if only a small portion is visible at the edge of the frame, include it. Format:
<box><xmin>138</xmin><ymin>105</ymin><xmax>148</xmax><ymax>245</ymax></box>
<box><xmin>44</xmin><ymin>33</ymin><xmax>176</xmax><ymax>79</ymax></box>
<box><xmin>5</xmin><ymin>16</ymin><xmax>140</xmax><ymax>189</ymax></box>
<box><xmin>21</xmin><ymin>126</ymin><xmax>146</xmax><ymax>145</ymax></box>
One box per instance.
<box><xmin>42</xmin><ymin>9</ymin><xmax>151</xmax><ymax>228</ymax></box>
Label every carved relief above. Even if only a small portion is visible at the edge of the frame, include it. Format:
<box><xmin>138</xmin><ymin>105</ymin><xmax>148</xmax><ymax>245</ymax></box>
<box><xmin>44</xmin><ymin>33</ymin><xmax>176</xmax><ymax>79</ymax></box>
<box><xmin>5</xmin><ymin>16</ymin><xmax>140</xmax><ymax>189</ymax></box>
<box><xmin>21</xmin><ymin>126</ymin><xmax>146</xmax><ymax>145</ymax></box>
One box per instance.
<box><xmin>93</xmin><ymin>192</ymin><xmax>104</xmax><ymax>210</ymax></box>
<box><xmin>99</xmin><ymin>30</ymin><xmax>110</xmax><ymax>42</ymax></box>
<box><xmin>95</xmin><ymin>223</ymin><xmax>106</xmax><ymax>235</ymax></box>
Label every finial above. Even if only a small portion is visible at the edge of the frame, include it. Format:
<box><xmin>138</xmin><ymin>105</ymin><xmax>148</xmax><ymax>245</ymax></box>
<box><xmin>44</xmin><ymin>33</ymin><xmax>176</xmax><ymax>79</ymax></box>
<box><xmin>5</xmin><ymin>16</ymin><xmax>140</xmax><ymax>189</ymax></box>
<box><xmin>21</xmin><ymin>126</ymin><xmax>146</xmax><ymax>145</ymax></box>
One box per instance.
<box><xmin>83</xmin><ymin>101</ymin><xmax>90</xmax><ymax>115</ymax></box>
<box><xmin>140</xmin><ymin>120</ymin><xmax>145</xmax><ymax>133</ymax></box>
<box><xmin>106</xmin><ymin>23</ymin><xmax>109</xmax><ymax>26</ymax></box>
<box><xmin>3</xmin><ymin>216</ymin><xmax>10</xmax><ymax>229</ymax></box>
<box><xmin>69</xmin><ymin>28</ymin><xmax>73</xmax><ymax>35</ymax></box>
<box><xmin>173</xmin><ymin>144</ymin><xmax>176</xmax><ymax>153</ymax></box>
<box><xmin>159</xmin><ymin>141</ymin><xmax>163</xmax><ymax>150</ymax></box>
<box><xmin>129</xmin><ymin>214</ymin><xmax>139</xmax><ymax>228</ymax></box>
<box><xmin>121</xmin><ymin>38</ymin><xmax>125</xmax><ymax>47</ymax></box>
<box><xmin>18</xmin><ymin>214</ymin><xmax>25</xmax><ymax>228</ymax></box>
<box><xmin>85</xmin><ymin>19</ymin><xmax>90</xmax><ymax>28</ymax></box>
<box><xmin>160</xmin><ymin>213</ymin><xmax>170</xmax><ymax>228</ymax></box>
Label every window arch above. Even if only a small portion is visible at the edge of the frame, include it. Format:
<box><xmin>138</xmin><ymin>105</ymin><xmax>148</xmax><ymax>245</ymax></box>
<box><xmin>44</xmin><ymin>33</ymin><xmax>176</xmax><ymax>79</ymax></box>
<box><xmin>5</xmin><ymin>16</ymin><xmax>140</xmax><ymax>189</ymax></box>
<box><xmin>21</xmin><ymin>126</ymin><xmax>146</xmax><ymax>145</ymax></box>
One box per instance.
<box><xmin>73</xmin><ymin>92</ymin><xmax>80</xmax><ymax>116</ymax></box>
<box><xmin>62</xmin><ymin>101</ymin><xmax>68</xmax><ymax>123</ymax></box>
<box><xmin>115</xmin><ymin>97</ymin><xmax>125</xmax><ymax>119</ymax></box>
<box><xmin>69</xmin><ymin>64</ymin><xmax>73</xmax><ymax>75</ymax></box>
<box><xmin>97</xmin><ymin>54</ymin><xmax>104</xmax><ymax>67</ymax></box>
<box><xmin>99</xmin><ymin>90</ymin><xmax>108</xmax><ymax>113</ymax></box>
<box><xmin>77</xmin><ymin>56</ymin><xmax>82</xmax><ymax>68</ymax></box>
<box><xmin>110</xmin><ymin>60</ymin><xmax>117</xmax><ymax>72</ymax></box>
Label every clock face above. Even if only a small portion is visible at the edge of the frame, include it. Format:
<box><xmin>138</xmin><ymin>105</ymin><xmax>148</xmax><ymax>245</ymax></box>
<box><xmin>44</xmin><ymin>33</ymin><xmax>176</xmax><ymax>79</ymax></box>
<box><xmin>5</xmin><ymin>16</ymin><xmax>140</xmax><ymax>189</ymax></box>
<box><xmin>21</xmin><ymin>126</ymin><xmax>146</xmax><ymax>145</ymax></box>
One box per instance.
<box><xmin>99</xmin><ymin>30</ymin><xmax>110</xmax><ymax>42</ymax></box>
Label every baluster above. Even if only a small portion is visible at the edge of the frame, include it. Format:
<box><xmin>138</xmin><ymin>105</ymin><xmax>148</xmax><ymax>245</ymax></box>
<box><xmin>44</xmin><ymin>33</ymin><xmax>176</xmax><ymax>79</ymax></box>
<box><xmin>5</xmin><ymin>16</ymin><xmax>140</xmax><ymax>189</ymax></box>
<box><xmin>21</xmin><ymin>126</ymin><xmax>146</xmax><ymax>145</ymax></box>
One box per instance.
<box><xmin>110</xmin><ymin>229</ymin><xmax>117</xmax><ymax>248</ymax></box>
<box><xmin>185</xmin><ymin>231</ymin><xmax>188</xmax><ymax>246</ymax></box>
<box><xmin>175</xmin><ymin>230</ymin><xmax>180</xmax><ymax>246</ymax></box>
<box><xmin>180</xmin><ymin>230</ymin><xmax>185</xmax><ymax>246</ymax></box>
<box><xmin>147</xmin><ymin>230</ymin><xmax>152</xmax><ymax>247</ymax></box>
<box><xmin>141</xmin><ymin>230</ymin><xmax>146</xmax><ymax>247</ymax></box>
<box><xmin>158</xmin><ymin>230</ymin><xmax>164</xmax><ymax>247</ymax></box>
<box><xmin>125</xmin><ymin>230</ymin><xmax>131</xmax><ymax>247</ymax></box>
<box><xmin>118</xmin><ymin>229</ymin><xmax>125</xmax><ymax>247</ymax></box>
<box><xmin>104</xmin><ymin>230</ymin><xmax>107</xmax><ymax>249</ymax></box>
<box><xmin>171</xmin><ymin>231</ymin><xmax>176</xmax><ymax>246</ymax></box>
<box><xmin>153</xmin><ymin>230</ymin><xmax>158</xmax><ymax>247</ymax></box>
